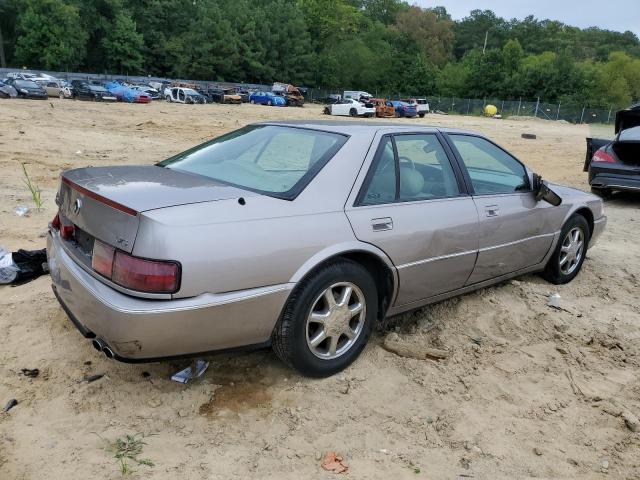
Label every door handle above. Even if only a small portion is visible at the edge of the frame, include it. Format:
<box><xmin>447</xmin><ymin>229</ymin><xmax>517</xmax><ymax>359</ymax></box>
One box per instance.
<box><xmin>484</xmin><ymin>205</ymin><xmax>499</xmax><ymax>217</ymax></box>
<box><xmin>371</xmin><ymin>217</ymin><xmax>393</xmax><ymax>231</ymax></box>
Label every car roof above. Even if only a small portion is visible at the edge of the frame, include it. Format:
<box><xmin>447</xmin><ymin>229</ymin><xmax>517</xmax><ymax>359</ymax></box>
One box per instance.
<box><xmin>257</xmin><ymin>120</ymin><xmax>476</xmax><ymax>136</ymax></box>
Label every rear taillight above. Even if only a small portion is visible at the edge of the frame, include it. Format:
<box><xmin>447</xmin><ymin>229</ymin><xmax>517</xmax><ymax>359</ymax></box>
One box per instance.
<box><xmin>59</xmin><ymin>213</ymin><xmax>75</xmax><ymax>239</ymax></box>
<box><xmin>592</xmin><ymin>149</ymin><xmax>616</xmax><ymax>163</ymax></box>
<box><xmin>91</xmin><ymin>239</ymin><xmax>180</xmax><ymax>294</ymax></box>
<box><xmin>92</xmin><ymin>240</ymin><xmax>115</xmax><ymax>278</ymax></box>
<box><xmin>51</xmin><ymin>213</ymin><xmax>60</xmax><ymax>230</ymax></box>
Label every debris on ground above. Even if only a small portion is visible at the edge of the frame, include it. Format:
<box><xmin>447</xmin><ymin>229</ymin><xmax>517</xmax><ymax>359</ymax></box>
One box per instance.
<box><xmin>81</xmin><ymin>374</ymin><xmax>105</xmax><ymax>384</ymax></box>
<box><xmin>382</xmin><ymin>332</ymin><xmax>450</xmax><ymax>361</ymax></box>
<box><xmin>321</xmin><ymin>452</ymin><xmax>349</xmax><ymax>474</ymax></box>
<box><xmin>521</xmin><ymin>133</ymin><xmax>537</xmax><ymax>139</ymax></box>
<box><xmin>20</xmin><ymin>368</ymin><xmax>39</xmax><ymax>378</ymax></box>
<box><xmin>171</xmin><ymin>359</ymin><xmax>209</xmax><ymax>384</ymax></box>
<box><xmin>0</xmin><ymin>247</ymin><xmax>49</xmax><ymax>285</ymax></box>
<box><xmin>13</xmin><ymin>205</ymin><xmax>29</xmax><ymax>216</ymax></box>
<box><xmin>3</xmin><ymin>399</ymin><xmax>18</xmax><ymax>412</ymax></box>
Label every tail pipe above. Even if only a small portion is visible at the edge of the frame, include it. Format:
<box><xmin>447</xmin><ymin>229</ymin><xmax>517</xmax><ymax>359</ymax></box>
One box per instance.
<box><xmin>91</xmin><ymin>339</ymin><xmax>115</xmax><ymax>359</ymax></box>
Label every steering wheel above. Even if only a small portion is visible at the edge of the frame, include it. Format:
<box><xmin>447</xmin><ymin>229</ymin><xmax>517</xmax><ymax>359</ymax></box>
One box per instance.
<box><xmin>398</xmin><ymin>156</ymin><xmax>416</xmax><ymax>169</ymax></box>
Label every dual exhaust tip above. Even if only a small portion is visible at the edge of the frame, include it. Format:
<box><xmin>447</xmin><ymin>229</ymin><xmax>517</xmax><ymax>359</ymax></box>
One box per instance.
<box><xmin>91</xmin><ymin>338</ymin><xmax>114</xmax><ymax>359</ymax></box>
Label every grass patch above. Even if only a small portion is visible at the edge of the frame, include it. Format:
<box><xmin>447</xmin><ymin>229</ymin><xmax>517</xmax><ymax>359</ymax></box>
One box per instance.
<box><xmin>21</xmin><ymin>163</ymin><xmax>43</xmax><ymax>211</ymax></box>
<box><xmin>108</xmin><ymin>433</ymin><xmax>155</xmax><ymax>475</ymax></box>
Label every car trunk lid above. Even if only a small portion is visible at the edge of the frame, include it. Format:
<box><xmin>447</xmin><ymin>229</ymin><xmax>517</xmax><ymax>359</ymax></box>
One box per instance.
<box><xmin>57</xmin><ymin>165</ymin><xmax>255</xmax><ymax>253</ymax></box>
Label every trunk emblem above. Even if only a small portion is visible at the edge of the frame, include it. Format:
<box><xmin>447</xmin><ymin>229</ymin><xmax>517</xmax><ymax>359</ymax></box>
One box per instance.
<box><xmin>73</xmin><ymin>198</ymin><xmax>83</xmax><ymax>214</ymax></box>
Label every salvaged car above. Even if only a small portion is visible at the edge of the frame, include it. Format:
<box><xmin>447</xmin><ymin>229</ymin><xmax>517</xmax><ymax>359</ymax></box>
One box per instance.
<box><xmin>0</xmin><ymin>79</ymin><xmax>18</xmax><ymax>98</ymax></box>
<box><xmin>249</xmin><ymin>91</ymin><xmax>286</xmax><ymax>106</ymax></box>
<box><xmin>404</xmin><ymin>98</ymin><xmax>429</xmax><ymax>118</ymax></box>
<box><xmin>71</xmin><ymin>81</ymin><xmax>118</xmax><ymax>102</ymax></box>
<box><xmin>48</xmin><ymin>121</ymin><xmax>606</xmax><ymax>377</ymax></box>
<box><xmin>371</xmin><ymin>98</ymin><xmax>395</xmax><ymax>118</ymax></box>
<box><xmin>323</xmin><ymin>98</ymin><xmax>375</xmax><ymax>117</ymax></box>
<box><xmin>272</xmin><ymin>82</ymin><xmax>305</xmax><ymax>106</ymax></box>
<box><xmin>39</xmin><ymin>79</ymin><xmax>68</xmax><ymax>98</ymax></box>
<box><xmin>165</xmin><ymin>87</ymin><xmax>206</xmax><ymax>104</ymax></box>
<box><xmin>202</xmin><ymin>88</ymin><xmax>242</xmax><ymax>104</ymax></box>
<box><xmin>4</xmin><ymin>78</ymin><xmax>48</xmax><ymax>99</ymax></box>
<box><xmin>585</xmin><ymin>103</ymin><xmax>640</xmax><ymax>198</ymax></box>
<box><xmin>390</xmin><ymin>100</ymin><xmax>418</xmax><ymax>118</ymax></box>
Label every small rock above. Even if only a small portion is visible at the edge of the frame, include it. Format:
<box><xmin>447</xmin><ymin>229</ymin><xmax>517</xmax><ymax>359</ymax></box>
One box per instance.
<box><xmin>622</xmin><ymin>410</ymin><xmax>639</xmax><ymax>432</ymax></box>
<box><xmin>567</xmin><ymin>458</ymin><xmax>579</xmax><ymax>466</ymax></box>
<box><xmin>533</xmin><ymin>447</ymin><xmax>543</xmax><ymax>456</ymax></box>
<box><xmin>556</xmin><ymin>346</ymin><xmax>569</xmax><ymax>355</ymax></box>
<box><xmin>147</xmin><ymin>398</ymin><xmax>162</xmax><ymax>408</ymax></box>
<box><xmin>601</xmin><ymin>459</ymin><xmax>609</xmax><ymax>473</ymax></box>
<box><xmin>2</xmin><ymin>399</ymin><xmax>18</xmax><ymax>412</ymax></box>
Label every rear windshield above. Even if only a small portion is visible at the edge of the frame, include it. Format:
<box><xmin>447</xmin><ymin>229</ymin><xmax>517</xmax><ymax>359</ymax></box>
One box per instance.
<box><xmin>158</xmin><ymin>125</ymin><xmax>348</xmax><ymax>199</ymax></box>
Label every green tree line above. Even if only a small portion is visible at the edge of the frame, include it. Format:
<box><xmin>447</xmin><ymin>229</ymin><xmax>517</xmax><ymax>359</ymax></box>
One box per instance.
<box><xmin>1</xmin><ymin>0</ymin><xmax>639</xmax><ymax>107</ymax></box>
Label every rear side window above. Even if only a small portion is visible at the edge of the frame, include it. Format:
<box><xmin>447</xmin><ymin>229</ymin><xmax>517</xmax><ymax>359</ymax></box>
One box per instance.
<box><xmin>449</xmin><ymin>135</ymin><xmax>529</xmax><ymax>195</ymax></box>
<box><xmin>360</xmin><ymin>137</ymin><xmax>396</xmax><ymax>205</ymax></box>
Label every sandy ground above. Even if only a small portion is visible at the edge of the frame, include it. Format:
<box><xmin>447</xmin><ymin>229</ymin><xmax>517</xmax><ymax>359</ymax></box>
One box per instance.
<box><xmin>0</xmin><ymin>99</ymin><xmax>639</xmax><ymax>479</ymax></box>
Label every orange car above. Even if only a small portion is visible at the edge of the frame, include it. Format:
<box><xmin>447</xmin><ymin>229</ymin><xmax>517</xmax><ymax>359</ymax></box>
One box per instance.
<box><xmin>371</xmin><ymin>98</ymin><xmax>395</xmax><ymax>118</ymax></box>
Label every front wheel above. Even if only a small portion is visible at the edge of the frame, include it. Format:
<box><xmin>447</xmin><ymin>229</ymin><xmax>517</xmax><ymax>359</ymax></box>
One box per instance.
<box><xmin>542</xmin><ymin>214</ymin><xmax>590</xmax><ymax>284</ymax></box>
<box><xmin>267</xmin><ymin>100</ymin><xmax>273</xmax><ymax>106</ymax></box>
<box><xmin>59</xmin><ymin>92</ymin><xmax>64</xmax><ymax>99</ymax></box>
<box><xmin>272</xmin><ymin>259</ymin><xmax>377</xmax><ymax>377</ymax></box>
<box><xmin>419</xmin><ymin>113</ymin><xmax>425</xmax><ymax>118</ymax></box>
<box><xmin>323</xmin><ymin>107</ymin><xmax>330</xmax><ymax>115</ymax></box>
<box><xmin>166</xmin><ymin>96</ymin><xmax>172</xmax><ymax>102</ymax></box>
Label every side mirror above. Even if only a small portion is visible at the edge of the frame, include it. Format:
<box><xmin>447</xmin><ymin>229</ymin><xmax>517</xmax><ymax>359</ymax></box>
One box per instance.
<box><xmin>532</xmin><ymin>173</ymin><xmax>562</xmax><ymax>206</ymax></box>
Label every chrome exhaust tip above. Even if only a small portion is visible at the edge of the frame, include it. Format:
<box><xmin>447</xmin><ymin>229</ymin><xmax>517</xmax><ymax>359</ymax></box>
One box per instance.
<box><xmin>91</xmin><ymin>339</ymin><xmax>104</xmax><ymax>352</ymax></box>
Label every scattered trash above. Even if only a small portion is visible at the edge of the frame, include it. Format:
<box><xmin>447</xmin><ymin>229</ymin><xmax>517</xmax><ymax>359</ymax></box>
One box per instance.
<box><xmin>3</xmin><ymin>399</ymin><xmax>18</xmax><ymax>412</ymax></box>
<box><xmin>171</xmin><ymin>359</ymin><xmax>209</xmax><ymax>384</ymax></box>
<box><xmin>75</xmin><ymin>150</ymin><xmax>83</xmax><ymax>155</ymax></box>
<box><xmin>20</xmin><ymin>368</ymin><xmax>39</xmax><ymax>378</ymax></box>
<box><xmin>321</xmin><ymin>452</ymin><xmax>349</xmax><ymax>474</ymax></box>
<box><xmin>0</xmin><ymin>248</ymin><xmax>20</xmax><ymax>284</ymax></box>
<box><xmin>521</xmin><ymin>133</ymin><xmax>537</xmax><ymax>139</ymax></box>
<box><xmin>548</xmin><ymin>293</ymin><xmax>562</xmax><ymax>309</ymax></box>
<box><xmin>14</xmin><ymin>205</ymin><xmax>30</xmax><ymax>216</ymax></box>
<box><xmin>82</xmin><ymin>373</ymin><xmax>105</xmax><ymax>383</ymax></box>
<box><xmin>10</xmin><ymin>249</ymin><xmax>49</xmax><ymax>285</ymax></box>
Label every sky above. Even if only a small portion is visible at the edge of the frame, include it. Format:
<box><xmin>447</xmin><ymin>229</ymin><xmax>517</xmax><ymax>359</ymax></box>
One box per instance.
<box><xmin>416</xmin><ymin>0</ymin><xmax>640</xmax><ymax>36</ymax></box>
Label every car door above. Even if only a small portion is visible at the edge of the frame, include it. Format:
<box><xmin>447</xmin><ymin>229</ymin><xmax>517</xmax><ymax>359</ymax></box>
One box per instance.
<box><xmin>346</xmin><ymin>132</ymin><xmax>479</xmax><ymax>306</ymax></box>
<box><xmin>445</xmin><ymin>133</ymin><xmax>556</xmax><ymax>284</ymax></box>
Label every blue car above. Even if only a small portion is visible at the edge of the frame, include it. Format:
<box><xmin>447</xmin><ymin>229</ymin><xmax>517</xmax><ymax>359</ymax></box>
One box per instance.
<box><xmin>249</xmin><ymin>91</ymin><xmax>286</xmax><ymax>106</ymax></box>
<box><xmin>390</xmin><ymin>101</ymin><xmax>417</xmax><ymax>118</ymax></box>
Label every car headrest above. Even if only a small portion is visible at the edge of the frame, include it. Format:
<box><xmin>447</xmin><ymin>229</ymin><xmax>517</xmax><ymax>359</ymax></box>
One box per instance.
<box><xmin>399</xmin><ymin>166</ymin><xmax>424</xmax><ymax>197</ymax></box>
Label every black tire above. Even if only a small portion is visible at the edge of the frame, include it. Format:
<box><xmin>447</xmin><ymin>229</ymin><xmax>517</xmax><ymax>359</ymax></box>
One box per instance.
<box><xmin>323</xmin><ymin>106</ymin><xmax>330</xmax><ymax>115</ymax></box>
<box><xmin>591</xmin><ymin>186</ymin><xmax>612</xmax><ymax>199</ymax></box>
<box><xmin>349</xmin><ymin>108</ymin><xmax>357</xmax><ymax>117</ymax></box>
<box><xmin>419</xmin><ymin>113</ymin><xmax>425</xmax><ymax>118</ymax></box>
<box><xmin>272</xmin><ymin>259</ymin><xmax>377</xmax><ymax>377</ymax></box>
<box><xmin>542</xmin><ymin>214</ymin><xmax>590</xmax><ymax>285</ymax></box>
<box><xmin>267</xmin><ymin>100</ymin><xmax>273</xmax><ymax>106</ymax></box>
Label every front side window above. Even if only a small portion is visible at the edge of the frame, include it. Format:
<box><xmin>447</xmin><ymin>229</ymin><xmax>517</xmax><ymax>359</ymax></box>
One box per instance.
<box><xmin>394</xmin><ymin>134</ymin><xmax>460</xmax><ymax>200</ymax></box>
<box><xmin>359</xmin><ymin>134</ymin><xmax>459</xmax><ymax>205</ymax></box>
<box><xmin>449</xmin><ymin>135</ymin><xmax>529</xmax><ymax>195</ymax></box>
<box><xmin>158</xmin><ymin>125</ymin><xmax>347</xmax><ymax>199</ymax></box>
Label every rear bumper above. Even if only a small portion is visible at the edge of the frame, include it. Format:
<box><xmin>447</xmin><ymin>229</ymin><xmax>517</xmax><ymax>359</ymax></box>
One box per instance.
<box><xmin>47</xmin><ymin>231</ymin><xmax>292</xmax><ymax>361</ymax></box>
<box><xmin>589</xmin><ymin>166</ymin><xmax>640</xmax><ymax>192</ymax></box>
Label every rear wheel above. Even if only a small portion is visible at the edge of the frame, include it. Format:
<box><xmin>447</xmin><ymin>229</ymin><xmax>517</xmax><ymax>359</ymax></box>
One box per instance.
<box><xmin>250</xmin><ymin>99</ymin><xmax>255</xmax><ymax>104</ymax></box>
<box><xmin>419</xmin><ymin>113</ymin><xmax>425</xmax><ymax>118</ymax></box>
<box><xmin>323</xmin><ymin>107</ymin><xmax>330</xmax><ymax>115</ymax></box>
<box><xmin>58</xmin><ymin>92</ymin><xmax>64</xmax><ymax>99</ymax></box>
<box><xmin>542</xmin><ymin>214</ymin><xmax>590</xmax><ymax>284</ymax></box>
<box><xmin>166</xmin><ymin>95</ymin><xmax>172</xmax><ymax>102</ymax></box>
<box><xmin>272</xmin><ymin>259</ymin><xmax>377</xmax><ymax>377</ymax></box>
<box><xmin>267</xmin><ymin>100</ymin><xmax>273</xmax><ymax>106</ymax></box>
<box><xmin>349</xmin><ymin>108</ymin><xmax>357</xmax><ymax>117</ymax></box>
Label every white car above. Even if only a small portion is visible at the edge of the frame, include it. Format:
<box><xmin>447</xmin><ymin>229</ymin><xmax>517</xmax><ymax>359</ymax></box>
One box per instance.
<box><xmin>165</xmin><ymin>87</ymin><xmax>206</xmax><ymax>104</ymax></box>
<box><xmin>323</xmin><ymin>98</ymin><xmax>375</xmax><ymax>117</ymax></box>
<box><xmin>404</xmin><ymin>98</ymin><xmax>429</xmax><ymax>118</ymax></box>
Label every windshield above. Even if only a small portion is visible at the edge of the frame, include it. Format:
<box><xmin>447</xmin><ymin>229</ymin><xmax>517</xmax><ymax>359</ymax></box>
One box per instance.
<box><xmin>158</xmin><ymin>125</ymin><xmax>348</xmax><ymax>199</ymax></box>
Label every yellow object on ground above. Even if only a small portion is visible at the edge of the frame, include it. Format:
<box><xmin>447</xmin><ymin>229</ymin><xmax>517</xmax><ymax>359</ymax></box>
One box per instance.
<box><xmin>484</xmin><ymin>104</ymin><xmax>498</xmax><ymax>116</ymax></box>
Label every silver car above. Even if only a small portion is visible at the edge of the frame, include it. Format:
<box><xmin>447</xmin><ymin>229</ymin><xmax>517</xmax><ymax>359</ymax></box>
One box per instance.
<box><xmin>47</xmin><ymin>121</ymin><xmax>606</xmax><ymax>377</ymax></box>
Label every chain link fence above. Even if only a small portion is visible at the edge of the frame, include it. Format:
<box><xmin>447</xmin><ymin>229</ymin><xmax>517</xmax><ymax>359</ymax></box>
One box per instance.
<box><xmin>306</xmin><ymin>88</ymin><xmax>616</xmax><ymax>125</ymax></box>
<box><xmin>0</xmin><ymin>67</ymin><xmax>618</xmax><ymax>125</ymax></box>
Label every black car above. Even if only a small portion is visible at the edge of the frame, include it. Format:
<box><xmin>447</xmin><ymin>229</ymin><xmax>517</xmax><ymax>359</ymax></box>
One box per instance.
<box><xmin>585</xmin><ymin>104</ymin><xmax>640</xmax><ymax>198</ymax></box>
<box><xmin>4</xmin><ymin>78</ymin><xmax>47</xmax><ymax>99</ymax></box>
<box><xmin>71</xmin><ymin>80</ymin><xmax>117</xmax><ymax>102</ymax></box>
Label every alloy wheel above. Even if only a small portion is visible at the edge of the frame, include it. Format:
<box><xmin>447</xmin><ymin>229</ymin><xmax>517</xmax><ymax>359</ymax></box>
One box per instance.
<box><xmin>306</xmin><ymin>282</ymin><xmax>366</xmax><ymax>360</ymax></box>
<box><xmin>559</xmin><ymin>227</ymin><xmax>584</xmax><ymax>275</ymax></box>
